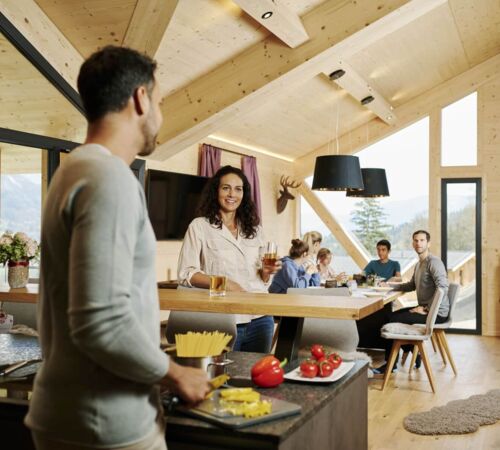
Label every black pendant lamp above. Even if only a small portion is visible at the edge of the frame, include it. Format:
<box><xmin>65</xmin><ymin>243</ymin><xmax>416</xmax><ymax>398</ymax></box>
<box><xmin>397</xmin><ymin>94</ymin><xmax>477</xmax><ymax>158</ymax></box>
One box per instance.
<box><xmin>312</xmin><ymin>155</ymin><xmax>364</xmax><ymax>191</ymax></box>
<box><xmin>346</xmin><ymin>168</ymin><xmax>389</xmax><ymax>197</ymax></box>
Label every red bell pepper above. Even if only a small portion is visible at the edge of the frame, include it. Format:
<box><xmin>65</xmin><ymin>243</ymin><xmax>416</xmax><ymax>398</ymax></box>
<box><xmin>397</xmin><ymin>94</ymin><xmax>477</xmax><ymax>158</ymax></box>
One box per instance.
<box><xmin>251</xmin><ymin>355</ymin><xmax>287</xmax><ymax>388</ymax></box>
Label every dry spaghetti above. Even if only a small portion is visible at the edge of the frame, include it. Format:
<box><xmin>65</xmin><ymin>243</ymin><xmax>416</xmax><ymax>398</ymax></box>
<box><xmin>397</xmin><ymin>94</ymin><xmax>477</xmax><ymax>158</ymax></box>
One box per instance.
<box><xmin>175</xmin><ymin>331</ymin><xmax>232</xmax><ymax>357</ymax></box>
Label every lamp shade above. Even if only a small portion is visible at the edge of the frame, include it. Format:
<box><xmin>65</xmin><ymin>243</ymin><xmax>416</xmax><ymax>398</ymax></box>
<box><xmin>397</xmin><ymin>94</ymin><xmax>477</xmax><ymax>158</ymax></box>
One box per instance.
<box><xmin>311</xmin><ymin>155</ymin><xmax>364</xmax><ymax>191</ymax></box>
<box><xmin>346</xmin><ymin>168</ymin><xmax>389</xmax><ymax>197</ymax></box>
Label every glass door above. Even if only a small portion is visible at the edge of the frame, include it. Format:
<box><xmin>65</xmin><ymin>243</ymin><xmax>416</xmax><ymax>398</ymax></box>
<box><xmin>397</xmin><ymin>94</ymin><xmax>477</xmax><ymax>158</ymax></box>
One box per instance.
<box><xmin>441</xmin><ymin>179</ymin><xmax>481</xmax><ymax>334</ymax></box>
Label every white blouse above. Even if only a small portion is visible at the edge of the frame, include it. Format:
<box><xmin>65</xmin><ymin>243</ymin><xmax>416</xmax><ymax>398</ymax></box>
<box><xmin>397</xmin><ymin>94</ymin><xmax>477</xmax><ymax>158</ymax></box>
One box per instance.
<box><xmin>177</xmin><ymin>217</ymin><xmax>268</xmax><ymax>324</ymax></box>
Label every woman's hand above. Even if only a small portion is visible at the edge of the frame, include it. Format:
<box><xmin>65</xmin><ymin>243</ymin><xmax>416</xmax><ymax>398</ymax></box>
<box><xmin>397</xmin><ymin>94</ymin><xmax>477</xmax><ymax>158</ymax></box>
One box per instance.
<box><xmin>335</xmin><ymin>272</ymin><xmax>346</xmax><ymax>282</ymax></box>
<box><xmin>261</xmin><ymin>259</ymin><xmax>282</xmax><ymax>282</ymax></box>
<box><xmin>226</xmin><ymin>279</ymin><xmax>245</xmax><ymax>291</ymax></box>
<box><xmin>305</xmin><ymin>262</ymin><xmax>318</xmax><ymax>275</ymax></box>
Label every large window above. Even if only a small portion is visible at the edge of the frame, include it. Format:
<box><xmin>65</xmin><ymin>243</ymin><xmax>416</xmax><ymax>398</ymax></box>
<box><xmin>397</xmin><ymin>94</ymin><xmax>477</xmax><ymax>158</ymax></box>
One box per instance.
<box><xmin>441</xmin><ymin>93</ymin><xmax>477</xmax><ymax>166</ymax></box>
<box><xmin>0</xmin><ymin>144</ymin><xmax>42</xmax><ymax>281</ymax></box>
<box><xmin>0</xmin><ymin>22</ymin><xmax>85</xmax><ymax>283</ymax></box>
<box><xmin>301</xmin><ymin>117</ymin><xmax>429</xmax><ymax>274</ymax></box>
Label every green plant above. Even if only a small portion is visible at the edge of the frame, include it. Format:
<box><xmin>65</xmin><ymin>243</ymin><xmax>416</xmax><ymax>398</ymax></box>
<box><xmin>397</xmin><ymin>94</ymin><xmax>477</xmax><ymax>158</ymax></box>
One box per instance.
<box><xmin>0</xmin><ymin>232</ymin><xmax>40</xmax><ymax>265</ymax></box>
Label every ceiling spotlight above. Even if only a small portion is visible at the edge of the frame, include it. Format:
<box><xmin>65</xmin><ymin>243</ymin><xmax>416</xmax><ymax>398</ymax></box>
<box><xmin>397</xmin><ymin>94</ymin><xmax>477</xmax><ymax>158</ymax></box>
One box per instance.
<box><xmin>386</xmin><ymin>115</ymin><xmax>393</xmax><ymax>121</ymax></box>
<box><xmin>329</xmin><ymin>69</ymin><xmax>346</xmax><ymax>80</ymax></box>
<box><xmin>361</xmin><ymin>95</ymin><xmax>375</xmax><ymax>105</ymax></box>
<box><xmin>261</xmin><ymin>11</ymin><xmax>273</xmax><ymax>19</ymax></box>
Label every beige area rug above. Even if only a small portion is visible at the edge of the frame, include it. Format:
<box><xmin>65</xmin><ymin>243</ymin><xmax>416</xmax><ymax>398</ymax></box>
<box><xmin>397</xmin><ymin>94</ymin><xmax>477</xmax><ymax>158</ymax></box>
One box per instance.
<box><xmin>404</xmin><ymin>389</ymin><xmax>500</xmax><ymax>435</ymax></box>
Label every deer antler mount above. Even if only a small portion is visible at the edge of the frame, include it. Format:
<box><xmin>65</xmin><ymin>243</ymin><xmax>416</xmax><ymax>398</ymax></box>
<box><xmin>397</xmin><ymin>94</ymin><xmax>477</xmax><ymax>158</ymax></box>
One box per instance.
<box><xmin>277</xmin><ymin>176</ymin><xmax>301</xmax><ymax>214</ymax></box>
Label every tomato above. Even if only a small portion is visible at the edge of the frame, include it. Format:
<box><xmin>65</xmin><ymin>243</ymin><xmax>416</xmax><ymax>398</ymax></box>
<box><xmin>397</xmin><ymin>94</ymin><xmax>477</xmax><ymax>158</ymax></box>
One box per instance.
<box><xmin>318</xmin><ymin>360</ymin><xmax>334</xmax><ymax>378</ymax></box>
<box><xmin>251</xmin><ymin>356</ymin><xmax>287</xmax><ymax>388</ymax></box>
<box><xmin>310</xmin><ymin>344</ymin><xmax>325</xmax><ymax>360</ymax></box>
<box><xmin>299</xmin><ymin>359</ymin><xmax>318</xmax><ymax>378</ymax></box>
<box><xmin>327</xmin><ymin>353</ymin><xmax>342</xmax><ymax>370</ymax></box>
<box><xmin>316</xmin><ymin>356</ymin><xmax>326</xmax><ymax>363</ymax></box>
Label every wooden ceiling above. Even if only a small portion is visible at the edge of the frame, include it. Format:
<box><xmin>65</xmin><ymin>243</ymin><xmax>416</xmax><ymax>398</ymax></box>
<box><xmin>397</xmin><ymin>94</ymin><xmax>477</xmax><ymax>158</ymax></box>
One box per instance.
<box><xmin>1</xmin><ymin>0</ymin><xmax>499</xmax><ymax>164</ymax></box>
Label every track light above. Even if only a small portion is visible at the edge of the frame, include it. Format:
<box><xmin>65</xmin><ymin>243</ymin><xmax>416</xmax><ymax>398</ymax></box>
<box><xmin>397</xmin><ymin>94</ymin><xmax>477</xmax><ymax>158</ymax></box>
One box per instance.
<box><xmin>361</xmin><ymin>95</ymin><xmax>375</xmax><ymax>105</ymax></box>
<box><xmin>329</xmin><ymin>69</ymin><xmax>346</xmax><ymax>80</ymax></box>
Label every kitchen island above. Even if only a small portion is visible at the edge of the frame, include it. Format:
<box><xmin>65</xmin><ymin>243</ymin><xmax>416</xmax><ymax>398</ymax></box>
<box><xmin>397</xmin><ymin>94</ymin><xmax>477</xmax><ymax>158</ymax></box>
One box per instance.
<box><xmin>0</xmin><ymin>336</ymin><xmax>367</xmax><ymax>450</ymax></box>
<box><xmin>167</xmin><ymin>351</ymin><xmax>368</xmax><ymax>450</ymax></box>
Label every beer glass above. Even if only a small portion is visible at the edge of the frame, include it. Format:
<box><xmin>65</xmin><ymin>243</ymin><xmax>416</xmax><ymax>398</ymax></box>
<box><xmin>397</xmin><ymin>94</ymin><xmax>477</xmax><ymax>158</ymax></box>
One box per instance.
<box><xmin>209</xmin><ymin>261</ymin><xmax>227</xmax><ymax>297</ymax></box>
<box><xmin>263</xmin><ymin>242</ymin><xmax>278</xmax><ymax>267</ymax></box>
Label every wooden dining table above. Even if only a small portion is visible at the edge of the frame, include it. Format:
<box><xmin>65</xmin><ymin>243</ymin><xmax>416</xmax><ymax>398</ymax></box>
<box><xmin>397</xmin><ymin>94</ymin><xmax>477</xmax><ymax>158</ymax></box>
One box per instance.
<box><xmin>0</xmin><ymin>284</ymin><xmax>401</xmax><ymax>367</ymax></box>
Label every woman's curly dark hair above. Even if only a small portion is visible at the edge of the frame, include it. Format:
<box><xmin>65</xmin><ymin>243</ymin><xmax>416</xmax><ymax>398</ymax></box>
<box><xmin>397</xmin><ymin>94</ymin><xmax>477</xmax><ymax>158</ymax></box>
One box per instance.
<box><xmin>198</xmin><ymin>165</ymin><xmax>260</xmax><ymax>239</ymax></box>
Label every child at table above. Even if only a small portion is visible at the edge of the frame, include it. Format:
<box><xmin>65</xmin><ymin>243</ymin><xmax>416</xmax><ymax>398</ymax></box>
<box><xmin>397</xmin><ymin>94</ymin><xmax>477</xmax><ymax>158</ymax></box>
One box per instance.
<box><xmin>316</xmin><ymin>247</ymin><xmax>346</xmax><ymax>284</ymax></box>
<box><xmin>269</xmin><ymin>239</ymin><xmax>320</xmax><ymax>294</ymax></box>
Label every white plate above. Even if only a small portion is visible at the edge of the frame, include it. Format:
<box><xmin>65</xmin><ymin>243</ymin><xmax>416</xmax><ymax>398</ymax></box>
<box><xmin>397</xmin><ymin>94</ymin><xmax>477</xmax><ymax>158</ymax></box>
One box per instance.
<box><xmin>284</xmin><ymin>361</ymin><xmax>355</xmax><ymax>383</ymax></box>
<box><xmin>371</xmin><ymin>286</ymin><xmax>393</xmax><ymax>292</ymax></box>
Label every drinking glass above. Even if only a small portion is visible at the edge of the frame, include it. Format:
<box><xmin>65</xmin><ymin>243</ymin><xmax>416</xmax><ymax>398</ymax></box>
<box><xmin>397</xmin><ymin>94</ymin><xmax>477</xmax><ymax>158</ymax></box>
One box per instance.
<box><xmin>209</xmin><ymin>261</ymin><xmax>227</xmax><ymax>297</ymax></box>
<box><xmin>263</xmin><ymin>241</ymin><xmax>278</xmax><ymax>267</ymax></box>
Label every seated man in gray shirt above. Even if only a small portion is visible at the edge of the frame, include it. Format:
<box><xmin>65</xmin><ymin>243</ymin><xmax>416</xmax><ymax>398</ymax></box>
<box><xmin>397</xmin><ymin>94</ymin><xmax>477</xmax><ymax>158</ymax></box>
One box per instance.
<box><xmin>373</xmin><ymin>230</ymin><xmax>449</xmax><ymax>375</ymax></box>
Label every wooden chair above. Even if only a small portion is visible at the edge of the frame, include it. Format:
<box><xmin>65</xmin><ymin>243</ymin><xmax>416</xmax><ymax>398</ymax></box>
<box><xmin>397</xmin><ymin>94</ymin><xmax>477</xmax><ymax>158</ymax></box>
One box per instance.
<box><xmin>430</xmin><ymin>282</ymin><xmax>460</xmax><ymax>374</ymax></box>
<box><xmin>285</xmin><ymin>287</ymin><xmax>358</xmax><ymax>353</ymax></box>
<box><xmin>380</xmin><ymin>288</ymin><xmax>445</xmax><ymax>393</ymax></box>
<box><xmin>165</xmin><ymin>285</ymin><xmax>237</xmax><ymax>349</ymax></box>
<box><xmin>401</xmin><ymin>283</ymin><xmax>459</xmax><ymax>375</ymax></box>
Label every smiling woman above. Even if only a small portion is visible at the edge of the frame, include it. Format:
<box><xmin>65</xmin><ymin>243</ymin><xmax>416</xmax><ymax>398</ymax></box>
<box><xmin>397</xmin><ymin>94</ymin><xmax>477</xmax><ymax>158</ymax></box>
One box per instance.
<box><xmin>177</xmin><ymin>165</ymin><xmax>280</xmax><ymax>353</ymax></box>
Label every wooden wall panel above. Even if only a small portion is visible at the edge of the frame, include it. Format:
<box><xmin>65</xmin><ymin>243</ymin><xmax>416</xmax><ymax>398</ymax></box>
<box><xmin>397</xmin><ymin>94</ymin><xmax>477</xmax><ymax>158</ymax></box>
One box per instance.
<box><xmin>478</xmin><ymin>78</ymin><xmax>500</xmax><ymax>336</ymax></box>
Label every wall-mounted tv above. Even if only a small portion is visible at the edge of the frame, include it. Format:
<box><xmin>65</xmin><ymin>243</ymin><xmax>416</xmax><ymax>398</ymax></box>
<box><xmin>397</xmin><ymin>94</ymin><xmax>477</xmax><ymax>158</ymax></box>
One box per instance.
<box><xmin>146</xmin><ymin>169</ymin><xmax>208</xmax><ymax>240</ymax></box>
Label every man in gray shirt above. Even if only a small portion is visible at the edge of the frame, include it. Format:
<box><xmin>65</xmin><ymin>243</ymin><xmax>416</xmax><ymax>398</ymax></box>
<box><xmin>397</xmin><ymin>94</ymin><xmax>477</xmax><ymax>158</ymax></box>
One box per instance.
<box><xmin>373</xmin><ymin>230</ymin><xmax>449</xmax><ymax>375</ymax></box>
<box><xmin>25</xmin><ymin>46</ymin><xmax>210</xmax><ymax>450</ymax></box>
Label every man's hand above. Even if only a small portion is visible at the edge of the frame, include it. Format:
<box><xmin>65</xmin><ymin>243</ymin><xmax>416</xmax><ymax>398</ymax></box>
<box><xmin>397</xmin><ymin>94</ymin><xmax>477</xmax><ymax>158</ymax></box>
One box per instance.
<box><xmin>410</xmin><ymin>306</ymin><xmax>427</xmax><ymax>315</ymax></box>
<box><xmin>161</xmin><ymin>361</ymin><xmax>211</xmax><ymax>406</ymax></box>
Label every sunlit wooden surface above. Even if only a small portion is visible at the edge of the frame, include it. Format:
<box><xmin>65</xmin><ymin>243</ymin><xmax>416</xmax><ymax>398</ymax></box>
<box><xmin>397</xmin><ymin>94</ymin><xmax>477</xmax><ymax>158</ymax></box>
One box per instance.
<box><xmin>158</xmin><ymin>288</ymin><xmax>385</xmax><ymax>320</ymax></box>
<box><xmin>368</xmin><ymin>334</ymin><xmax>500</xmax><ymax>450</ymax></box>
<box><xmin>0</xmin><ymin>284</ymin><xmax>39</xmax><ymax>303</ymax></box>
<box><xmin>0</xmin><ymin>284</ymin><xmax>392</xmax><ymax>320</ymax></box>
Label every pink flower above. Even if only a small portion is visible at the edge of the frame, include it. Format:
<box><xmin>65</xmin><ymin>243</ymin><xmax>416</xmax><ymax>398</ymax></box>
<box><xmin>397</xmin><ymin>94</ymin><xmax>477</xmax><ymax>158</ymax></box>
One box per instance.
<box><xmin>26</xmin><ymin>240</ymin><xmax>39</xmax><ymax>258</ymax></box>
<box><xmin>14</xmin><ymin>232</ymin><xmax>30</xmax><ymax>243</ymax></box>
<box><xmin>0</xmin><ymin>235</ymin><xmax>13</xmax><ymax>246</ymax></box>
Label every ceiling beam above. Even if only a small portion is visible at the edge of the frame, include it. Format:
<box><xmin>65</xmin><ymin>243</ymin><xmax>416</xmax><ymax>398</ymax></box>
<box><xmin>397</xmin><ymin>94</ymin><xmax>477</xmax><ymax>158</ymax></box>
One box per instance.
<box><xmin>153</xmin><ymin>0</ymin><xmax>446</xmax><ymax>161</ymax></box>
<box><xmin>123</xmin><ymin>0</ymin><xmax>179</xmax><ymax>57</ymax></box>
<box><xmin>298</xmin><ymin>183</ymin><xmax>371</xmax><ymax>269</ymax></box>
<box><xmin>1</xmin><ymin>0</ymin><xmax>83</xmax><ymax>90</ymax></box>
<box><xmin>232</xmin><ymin>0</ymin><xmax>309</xmax><ymax>48</ymax></box>
<box><xmin>322</xmin><ymin>61</ymin><xmax>396</xmax><ymax>124</ymax></box>
<box><xmin>294</xmin><ymin>52</ymin><xmax>500</xmax><ymax>179</ymax></box>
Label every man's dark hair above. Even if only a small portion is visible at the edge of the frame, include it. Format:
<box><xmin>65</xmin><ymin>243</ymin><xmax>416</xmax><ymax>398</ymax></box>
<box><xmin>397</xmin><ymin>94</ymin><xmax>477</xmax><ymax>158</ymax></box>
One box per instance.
<box><xmin>77</xmin><ymin>46</ymin><xmax>157</xmax><ymax>122</ymax></box>
<box><xmin>376</xmin><ymin>239</ymin><xmax>391</xmax><ymax>251</ymax></box>
<box><xmin>198</xmin><ymin>165</ymin><xmax>260</xmax><ymax>239</ymax></box>
<box><xmin>413</xmin><ymin>229</ymin><xmax>431</xmax><ymax>241</ymax></box>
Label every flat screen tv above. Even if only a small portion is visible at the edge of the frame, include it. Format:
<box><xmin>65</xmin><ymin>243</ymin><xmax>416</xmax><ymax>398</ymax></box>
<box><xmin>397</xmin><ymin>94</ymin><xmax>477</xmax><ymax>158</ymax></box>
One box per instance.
<box><xmin>146</xmin><ymin>169</ymin><xmax>208</xmax><ymax>240</ymax></box>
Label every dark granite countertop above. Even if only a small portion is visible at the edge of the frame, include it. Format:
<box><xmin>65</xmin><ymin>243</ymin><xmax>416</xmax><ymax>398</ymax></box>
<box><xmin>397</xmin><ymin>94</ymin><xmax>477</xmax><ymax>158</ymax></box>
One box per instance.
<box><xmin>0</xmin><ymin>335</ymin><xmax>368</xmax><ymax>445</ymax></box>
<box><xmin>167</xmin><ymin>352</ymin><xmax>367</xmax><ymax>443</ymax></box>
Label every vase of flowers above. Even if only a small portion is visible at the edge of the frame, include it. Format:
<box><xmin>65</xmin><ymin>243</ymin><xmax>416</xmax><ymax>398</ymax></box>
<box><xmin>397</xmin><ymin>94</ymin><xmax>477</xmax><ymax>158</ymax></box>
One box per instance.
<box><xmin>0</xmin><ymin>232</ymin><xmax>40</xmax><ymax>288</ymax></box>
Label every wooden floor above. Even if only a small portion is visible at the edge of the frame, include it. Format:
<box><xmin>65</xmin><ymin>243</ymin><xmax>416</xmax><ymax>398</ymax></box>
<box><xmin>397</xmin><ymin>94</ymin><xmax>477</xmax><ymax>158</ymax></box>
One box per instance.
<box><xmin>367</xmin><ymin>334</ymin><xmax>500</xmax><ymax>450</ymax></box>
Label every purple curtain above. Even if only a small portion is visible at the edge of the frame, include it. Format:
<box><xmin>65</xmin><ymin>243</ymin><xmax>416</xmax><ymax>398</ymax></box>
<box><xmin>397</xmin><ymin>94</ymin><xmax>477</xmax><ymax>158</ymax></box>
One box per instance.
<box><xmin>242</xmin><ymin>155</ymin><xmax>262</xmax><ymax>223</ymax></box>
<box><xmin>199</xmin><ymin>144</ymin><xmax>222</xmax><ymax>177</ymax></box>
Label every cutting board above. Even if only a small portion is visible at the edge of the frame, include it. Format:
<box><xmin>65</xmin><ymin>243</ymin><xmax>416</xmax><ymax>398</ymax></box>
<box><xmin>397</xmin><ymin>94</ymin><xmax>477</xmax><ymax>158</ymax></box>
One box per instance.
<box><xmin>177</xmin><ymin>390</ymin><xmax>301</xmax><ymax>429</ymax></box>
